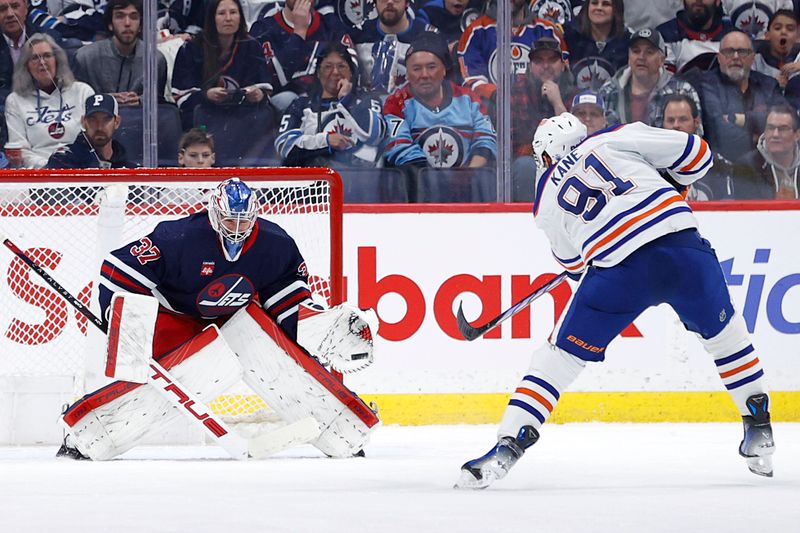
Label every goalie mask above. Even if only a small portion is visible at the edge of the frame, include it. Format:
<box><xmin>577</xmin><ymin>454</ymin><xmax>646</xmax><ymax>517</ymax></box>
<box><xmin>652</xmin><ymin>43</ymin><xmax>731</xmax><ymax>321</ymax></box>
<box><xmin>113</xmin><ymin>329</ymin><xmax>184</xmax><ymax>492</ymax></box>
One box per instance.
<box><xmin>208</xmin><ymin>178</ymin><xmax>258</xmax><ymax>262</ymax></box>
<box><xmin>532</xmin><ymin>112</ymin><xmax>588</xmax><ymax>173</ymax></box>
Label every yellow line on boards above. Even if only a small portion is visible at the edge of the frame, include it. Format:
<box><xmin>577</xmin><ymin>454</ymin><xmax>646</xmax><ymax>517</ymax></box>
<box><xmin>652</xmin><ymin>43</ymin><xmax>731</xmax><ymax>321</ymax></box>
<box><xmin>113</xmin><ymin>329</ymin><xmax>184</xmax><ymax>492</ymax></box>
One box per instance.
<box><xmin>360</xmin><ymin>391</ymin><xmax>800</xmax><ymax>426</ymax></box>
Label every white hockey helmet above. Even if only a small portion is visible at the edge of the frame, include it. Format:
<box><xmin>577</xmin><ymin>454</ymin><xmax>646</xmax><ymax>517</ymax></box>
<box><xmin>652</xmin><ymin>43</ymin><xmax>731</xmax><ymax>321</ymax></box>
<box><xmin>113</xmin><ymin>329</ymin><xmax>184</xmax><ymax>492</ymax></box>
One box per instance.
<box><xmin>208</xmin><ymin>177</ymin><xmax>258</xmax><ymax>261</ymax></box>
<box><xmin>532</xmin><ymin>112</ymin><xmax>588</xmax><ymax>170</ymax></box>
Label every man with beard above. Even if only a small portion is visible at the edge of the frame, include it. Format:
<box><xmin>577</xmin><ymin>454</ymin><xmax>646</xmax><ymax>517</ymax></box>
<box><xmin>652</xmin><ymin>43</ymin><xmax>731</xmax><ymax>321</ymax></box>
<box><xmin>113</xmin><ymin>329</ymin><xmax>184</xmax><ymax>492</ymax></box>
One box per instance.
<box><xmin>74</xmin><ymin>0</ymin><xmax>167</xmax><ymax>105</ymax></box>
<box><xmin>47</xmin><ymin>94</ymin><xmax>134</xmax><ymax>169</ymax></box>
<box><xmin>699</xmin><ymin>30</ymin><xmax>784</xmax><ymax>163</ymax></box>
<box><xmin>352</xmin><ymin>0</ymin><xmax>436</xmax><ymax>94</ymax></box>
<box><xmin>657</xmin><ymin>0</ymin><xmax>734</xmax><ymax>72</ymax></box>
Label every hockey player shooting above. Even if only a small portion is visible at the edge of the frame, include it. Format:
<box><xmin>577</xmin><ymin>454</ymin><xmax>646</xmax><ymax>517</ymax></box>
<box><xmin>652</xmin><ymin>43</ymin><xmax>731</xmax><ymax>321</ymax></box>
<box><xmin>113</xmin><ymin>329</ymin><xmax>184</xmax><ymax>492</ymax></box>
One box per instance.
<box><xmin>55</xmin><ymin>177</ymin><xmax>379</xmax><ymax>460</ymax></box>
<box><xmin>456</xmin><ymin>113</ymin><xmax>776</xmax><ymax>489</ymax></box>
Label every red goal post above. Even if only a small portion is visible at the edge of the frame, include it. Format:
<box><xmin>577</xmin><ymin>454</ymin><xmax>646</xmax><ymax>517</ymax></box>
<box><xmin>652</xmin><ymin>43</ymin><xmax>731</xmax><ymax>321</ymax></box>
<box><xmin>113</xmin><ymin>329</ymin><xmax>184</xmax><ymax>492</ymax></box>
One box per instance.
<box><xmin>0</xmin><ymin>167</ymin><xmax>343</xmax><ymax>426</ymax></box>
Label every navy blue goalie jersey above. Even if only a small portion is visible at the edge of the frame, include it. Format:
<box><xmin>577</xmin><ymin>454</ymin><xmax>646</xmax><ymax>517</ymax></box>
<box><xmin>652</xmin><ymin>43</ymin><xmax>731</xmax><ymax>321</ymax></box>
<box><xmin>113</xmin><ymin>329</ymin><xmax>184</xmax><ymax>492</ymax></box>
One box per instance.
<box><xmin>98</xmin><ymin>212</ymin><xmax>311</xmax><ymax>339</ymax></box>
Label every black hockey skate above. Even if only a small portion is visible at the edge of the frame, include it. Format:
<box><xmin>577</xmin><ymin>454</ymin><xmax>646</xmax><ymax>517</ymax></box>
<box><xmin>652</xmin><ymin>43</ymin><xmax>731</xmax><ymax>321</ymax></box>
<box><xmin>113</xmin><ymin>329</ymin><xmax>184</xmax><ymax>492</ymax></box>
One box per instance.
<box><xmin>56</xmin><ymin>437</ymin><xmax>90</xmax><ymax>460</ymax></box>
<box><xmin>738</xmin><ymin>393</ymin><xmax>774</xmax><ymax>477</ymax></box>
<box><xmin>454</xmin><ymin>426</ymin><xmax>539</xmax><ymax>489</ymax></box>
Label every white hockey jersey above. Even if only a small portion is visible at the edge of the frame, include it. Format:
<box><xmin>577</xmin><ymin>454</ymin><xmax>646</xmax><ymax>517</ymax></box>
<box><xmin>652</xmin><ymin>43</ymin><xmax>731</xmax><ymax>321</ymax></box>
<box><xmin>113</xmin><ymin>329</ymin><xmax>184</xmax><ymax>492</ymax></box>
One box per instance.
<box><xmin>532</xmin><ymin>122</ymin><xmax>713</xmax><ymax>274</ymax></box>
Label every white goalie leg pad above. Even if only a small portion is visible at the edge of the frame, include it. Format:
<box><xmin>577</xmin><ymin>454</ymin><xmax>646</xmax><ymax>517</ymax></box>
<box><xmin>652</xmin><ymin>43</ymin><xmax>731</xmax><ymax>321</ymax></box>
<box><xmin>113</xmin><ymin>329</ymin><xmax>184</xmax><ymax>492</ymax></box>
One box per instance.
<box><xmin>105</xmin><ymin>293</ymin><xmax>160</xmax><ymax>383</ymax></box>
<box><xmin>221</xmin><ymin>303</ymin><xmax>380</xmax><ymax>458</ymax></box>
<box><xmin>498</xmin><ymin>343</ymin><xmax>585</xmax><ymax>438</ymax></box>
<box><xmin>61</xmin><ymin>326</ymin><xmax>242</xmax><ymax>460</ymax></box>
<box><xmin>296</xmin><ymin>302</ymin><xmax>379</xmax><ymax>374</ymax></box>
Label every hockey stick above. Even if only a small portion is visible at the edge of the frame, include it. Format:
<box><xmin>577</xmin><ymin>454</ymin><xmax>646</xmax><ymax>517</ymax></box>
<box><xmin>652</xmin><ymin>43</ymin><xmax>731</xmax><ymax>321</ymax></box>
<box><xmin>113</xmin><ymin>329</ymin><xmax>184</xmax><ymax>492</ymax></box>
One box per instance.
<box><xmin>1</xmin><ymin>234</ymin><xmax>320</xmax><ymax>459</ymax></box>
<box><xmin>456</xmin><ymin>271</ymin><xmax>569</xmax><ymax>341</ymax></box>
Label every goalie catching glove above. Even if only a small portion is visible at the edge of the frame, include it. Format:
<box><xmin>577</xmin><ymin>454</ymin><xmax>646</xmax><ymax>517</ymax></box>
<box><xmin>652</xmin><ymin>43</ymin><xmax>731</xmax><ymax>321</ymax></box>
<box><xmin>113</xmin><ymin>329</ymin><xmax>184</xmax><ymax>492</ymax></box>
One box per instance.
<box><xmin>297</xmin><ymin>302</ymin><xmax>379</xmax><ymax>373</ymax></box>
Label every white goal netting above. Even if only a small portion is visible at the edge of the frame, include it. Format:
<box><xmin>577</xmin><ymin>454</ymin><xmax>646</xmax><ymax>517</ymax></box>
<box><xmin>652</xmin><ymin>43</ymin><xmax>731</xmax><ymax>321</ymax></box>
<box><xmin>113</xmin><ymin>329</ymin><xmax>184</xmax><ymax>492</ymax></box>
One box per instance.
<box><xmin>0</xmin><ymin>169</ymin><xmax>342</xmax><ymax>422</ymax></box>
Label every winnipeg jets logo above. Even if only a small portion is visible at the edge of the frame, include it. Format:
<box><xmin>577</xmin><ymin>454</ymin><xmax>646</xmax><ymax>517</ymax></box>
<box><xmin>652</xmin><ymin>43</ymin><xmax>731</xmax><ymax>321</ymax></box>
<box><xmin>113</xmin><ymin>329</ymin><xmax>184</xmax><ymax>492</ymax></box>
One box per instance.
<box><xmin>573</xmin><ymin>57</ymin><xmax>614</xmax><ymax>90</ymax></box>
<box><xmin>419</xmin><ymin>127</ymin><xmax>464</xmax><ymax>168</ymax></box>
<box><xmin>200</xmin><ymin>261</ymin><xmax>215</xmax><ymax>276</ymax></box>
<box><xmin>732</xmin><ymin>4</ymin><xmax>771</xmax><ymax>39</ymax></box>
<box><xmin>330</xmin><ymin>122</ymin><xmax>353</xmax><ymax>137</ymax></box>
<box><xmin>340</xmin><ymin>0</ymin><xmax>376</xmax><ymax>27</ymax></box>
<box><xmin>531</xmin><ymin>0</ymin><xmax>572</xmax><ymax>24</ymax></box>
<box><xmin>196</xmin><ymin>275</ymin><xmax>255</xmax><ymax>317</ymax></box>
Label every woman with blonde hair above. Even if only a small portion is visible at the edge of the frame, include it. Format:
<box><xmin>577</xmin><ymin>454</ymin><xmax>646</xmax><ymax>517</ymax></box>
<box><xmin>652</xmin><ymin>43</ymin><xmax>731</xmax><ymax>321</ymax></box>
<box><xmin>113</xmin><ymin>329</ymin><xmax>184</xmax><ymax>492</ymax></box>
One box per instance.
<box><xmin>4</xmin><ymin>33</ymin><xmax>94</xmax><ymax>168</ymax></box>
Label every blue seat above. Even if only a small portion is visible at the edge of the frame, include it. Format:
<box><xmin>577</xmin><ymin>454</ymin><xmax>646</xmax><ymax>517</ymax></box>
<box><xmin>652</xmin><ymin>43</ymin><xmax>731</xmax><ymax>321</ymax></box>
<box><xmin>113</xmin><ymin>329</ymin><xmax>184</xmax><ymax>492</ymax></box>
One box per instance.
<box><xmin>193</xmin><ymin>103</ymin><xmax>277</xmax><ymax>166</ymax></box>
<box><xmin>114</xmin><ymin>104</ymin><xmax>182</xmax><ymax>166</ymax></box>
<box><xmin>415</xmin><ymin>167</ymin><xmax>497</xmax><ymax>203</ymax></box>
<box><xmin>338</xmin><ymin>168</ymin><xmax>409</xmax><ymax>203</ymax></box>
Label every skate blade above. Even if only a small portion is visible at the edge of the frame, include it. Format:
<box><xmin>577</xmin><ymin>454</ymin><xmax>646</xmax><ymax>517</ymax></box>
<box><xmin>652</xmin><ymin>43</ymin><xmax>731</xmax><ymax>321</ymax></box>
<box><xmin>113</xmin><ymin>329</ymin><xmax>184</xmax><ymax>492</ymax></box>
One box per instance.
<box><xmin>746</xmin><ymin>456</ymin><xmax>773</xmax><ymax>477</ymax></box>
<box><xmin>454</xmin><ymin>468</ymin><xmax>493</xmax><ymax>490</ymax></box>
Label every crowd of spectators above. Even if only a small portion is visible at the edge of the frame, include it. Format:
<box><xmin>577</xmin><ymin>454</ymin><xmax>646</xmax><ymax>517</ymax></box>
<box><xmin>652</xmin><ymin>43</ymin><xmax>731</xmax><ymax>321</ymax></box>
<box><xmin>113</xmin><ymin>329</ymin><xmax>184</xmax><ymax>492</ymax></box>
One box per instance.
<box><xmin>0</xmin><ymin>0</ymin><xmax>799</xmax><ymax>202</ymax></box>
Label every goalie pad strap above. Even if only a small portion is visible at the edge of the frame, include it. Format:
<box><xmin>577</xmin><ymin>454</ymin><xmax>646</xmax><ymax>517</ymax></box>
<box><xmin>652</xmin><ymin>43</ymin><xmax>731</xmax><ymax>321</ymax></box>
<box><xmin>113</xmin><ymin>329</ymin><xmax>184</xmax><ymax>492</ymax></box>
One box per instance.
<box><xmin>63</xmin><ymin>326</ymin><xmax>221</xmax><ymax>428</ymax></box>
<box><xmin>247</xmin><ymin>304</ymin><xmax>379</xmax><ymax>428</ymax></box>
<box><xmin>105</xmin><ymin>293</ymin><xmax>160</xmax><ymax>382</ymax></box>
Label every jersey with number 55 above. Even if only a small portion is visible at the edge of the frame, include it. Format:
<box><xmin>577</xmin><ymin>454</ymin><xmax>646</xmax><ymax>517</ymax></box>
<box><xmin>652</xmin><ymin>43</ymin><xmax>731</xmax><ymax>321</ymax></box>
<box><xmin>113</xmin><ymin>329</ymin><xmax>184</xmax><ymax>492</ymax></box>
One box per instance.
<box><xmin>532</xmin><ymin>122</ymin><xmax>713</xmax><ymax>276</ymax></box>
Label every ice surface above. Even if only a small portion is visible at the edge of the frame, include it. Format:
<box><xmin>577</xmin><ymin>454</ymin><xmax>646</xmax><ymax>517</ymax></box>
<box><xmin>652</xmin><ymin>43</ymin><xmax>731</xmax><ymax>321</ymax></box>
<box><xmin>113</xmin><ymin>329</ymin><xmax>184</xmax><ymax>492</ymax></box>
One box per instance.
<box><xmin>1</xmin><ymin>423</ymin><xmax>798</xmax><ymax>533</ymax></box>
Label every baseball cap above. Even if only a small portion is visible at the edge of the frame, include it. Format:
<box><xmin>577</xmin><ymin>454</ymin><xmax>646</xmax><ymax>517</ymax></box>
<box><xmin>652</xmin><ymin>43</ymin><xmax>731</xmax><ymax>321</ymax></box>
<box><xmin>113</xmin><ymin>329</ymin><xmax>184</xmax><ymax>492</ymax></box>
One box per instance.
<box><xmin>530</xmin><ymin>36</ymin><xmax>562</xmax><ymax>58</ymax></box>
<box><xmin>84</xmin><ymin>94</ymin><xmax>119</xmax><ymax>118</ymax></box>
<box><xmin>405</xmin><ymin>32</ymin><xmax>451</xmax><ymax>69</ymax></box>
<box><xmin>630</xmin><ymin>28</ymin><xmax>666</xmax><ymax>55</ymax></box>
<box><xmin>571</xmin><ymin>90</ymin><xmax>605</xmax><ymax>110</ymax></box>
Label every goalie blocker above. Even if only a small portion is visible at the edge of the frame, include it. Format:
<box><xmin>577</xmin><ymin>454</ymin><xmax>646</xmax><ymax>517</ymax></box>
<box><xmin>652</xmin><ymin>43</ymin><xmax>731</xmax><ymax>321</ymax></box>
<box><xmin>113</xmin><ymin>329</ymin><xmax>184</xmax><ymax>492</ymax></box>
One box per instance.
<box><xmin>61</xmin><ymin>302</ymin><xmax>379</xmax><ymax>460</ymax></box>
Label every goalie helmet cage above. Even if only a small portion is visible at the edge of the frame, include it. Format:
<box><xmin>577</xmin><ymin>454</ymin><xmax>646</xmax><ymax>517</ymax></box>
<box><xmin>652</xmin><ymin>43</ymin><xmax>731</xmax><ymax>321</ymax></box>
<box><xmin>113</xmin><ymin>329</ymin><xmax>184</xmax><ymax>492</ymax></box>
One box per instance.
<box><xmin>0</xmin><ymin>168</ymin><xmax>343</xmax><ymax>445</ymax></box>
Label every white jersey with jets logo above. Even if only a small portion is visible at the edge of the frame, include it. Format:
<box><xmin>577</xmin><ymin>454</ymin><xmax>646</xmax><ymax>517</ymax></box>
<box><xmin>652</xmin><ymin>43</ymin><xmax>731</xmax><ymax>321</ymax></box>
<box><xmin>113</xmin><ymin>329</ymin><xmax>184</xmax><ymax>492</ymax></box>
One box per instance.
<box><xmin>532</xmin><ymin>122</ymin><xmax>713</xmax><ymax>275</ymax></box>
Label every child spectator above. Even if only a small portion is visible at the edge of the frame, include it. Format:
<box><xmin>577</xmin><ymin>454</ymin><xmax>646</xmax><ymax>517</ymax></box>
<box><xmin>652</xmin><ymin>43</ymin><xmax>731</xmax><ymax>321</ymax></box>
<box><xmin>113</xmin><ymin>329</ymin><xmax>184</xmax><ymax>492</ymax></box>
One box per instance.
<box><xmin>178</xmin><ymin>127</ymin><xmax>216</xmax><ymax>167</ymax></box>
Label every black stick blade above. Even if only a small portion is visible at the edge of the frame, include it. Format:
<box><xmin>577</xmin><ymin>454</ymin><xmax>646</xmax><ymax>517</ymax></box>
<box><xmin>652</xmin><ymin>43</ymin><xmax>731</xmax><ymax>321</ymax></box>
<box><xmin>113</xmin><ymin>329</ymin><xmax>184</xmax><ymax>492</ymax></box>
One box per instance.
<box><xmin>456</xmin><ymin>301</ymin><xmax>489</xmax><ymax>341</ymax></box>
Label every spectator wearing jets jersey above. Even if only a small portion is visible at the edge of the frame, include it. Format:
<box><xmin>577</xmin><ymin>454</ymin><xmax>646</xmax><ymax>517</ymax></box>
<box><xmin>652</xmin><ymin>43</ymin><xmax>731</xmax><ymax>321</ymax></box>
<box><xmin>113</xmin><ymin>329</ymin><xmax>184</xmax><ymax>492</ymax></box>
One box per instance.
<box><xmin>275</xmin><ymin>42</ymin><xmax>385</xmax><ymax>168</ymax></box>
<box><xmin>752</xmin><ymin>10</ymin><xmax>800</xmax><ymax>88</ymax></box>
<box><xmin>383</xmin><ymin>31</ymin><xmax>496</xmax><ymax>171</ymax></box>
<box><xmin>599</xmin><ymin>27</ymin><xmax>703</xmax><ymax>132</ymax></box>
<box><xmin>562</xmin><ymin>0</ymin><xmax>632</xmax><ymax>91</ymax></box>
<box><xmin>699</xmin><ymin>30</ymin><xmax>785</xmax><ymax>164</ymax></box>
<box><xmin>250</xmin><ymin>0</ymin><xmax>352</xmax><ymax>113</ymax></box>
<box><xmin>457</xmin><ymin>0</ymin><xmax>568</xmax><ymax>105</ymax></box>
<box><xmin>657</xmin><ymin>0</ymin><xmax>735</xmax><ymax>73</ymax></box>
<box><xmin>172</xmin><ymin>0</ymin><xmax>272</xmax><ymax>129</ymax></box>
<box><xmin>351</xmin><ymin>0</ymin><xmax>436</xmax><ymax>96</ymax></box>
<box><xmin>723</xmin><ymin>0</ymin><xmax>794</xmax><ymax>40</ymax></box>
<box><xmin>3</xmin><ymin>33</ymin><xmax>94</xmax><ymax>168</ymax></box>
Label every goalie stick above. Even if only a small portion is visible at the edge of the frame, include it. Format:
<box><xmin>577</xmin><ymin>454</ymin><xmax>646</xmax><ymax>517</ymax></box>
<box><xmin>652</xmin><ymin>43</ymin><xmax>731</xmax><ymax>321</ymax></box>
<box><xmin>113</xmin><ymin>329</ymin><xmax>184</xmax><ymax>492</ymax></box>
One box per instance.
<box><xmin>1</xmin><ymin>234</ymin><xmax>320</xmax><ymax>459</ymax></box>
<box><xmin>456</xmin><ymin>271</ymin><xmax>569</xmax><ymax>341</ymax></box>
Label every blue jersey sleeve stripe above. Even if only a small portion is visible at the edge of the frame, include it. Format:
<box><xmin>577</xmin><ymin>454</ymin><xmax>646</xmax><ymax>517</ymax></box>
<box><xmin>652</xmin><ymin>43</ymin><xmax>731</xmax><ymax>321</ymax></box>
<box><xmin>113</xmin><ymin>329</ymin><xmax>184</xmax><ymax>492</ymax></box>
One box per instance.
<box><xmin>589</xmin><ymin>206</ymin><xmax>692</xmax><ymax>263</ymax></box>
<box><xmin>581</xmin><ymin>187</ymin><xmax>675</xmax><ymax>253</ymax></box>
<box><xmin>669</xmin><ymin>135</ymin><xmax>695</xmax><ymax>170</ymax></box>
<box><xmin>676</xmin><ymin>154</ymin><xmax>712</xmax><ymax>176</ymax></box>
